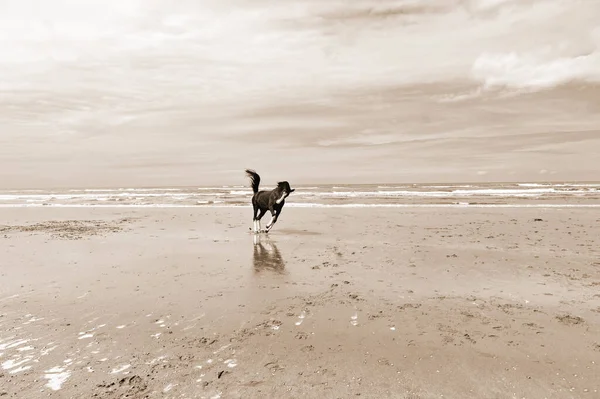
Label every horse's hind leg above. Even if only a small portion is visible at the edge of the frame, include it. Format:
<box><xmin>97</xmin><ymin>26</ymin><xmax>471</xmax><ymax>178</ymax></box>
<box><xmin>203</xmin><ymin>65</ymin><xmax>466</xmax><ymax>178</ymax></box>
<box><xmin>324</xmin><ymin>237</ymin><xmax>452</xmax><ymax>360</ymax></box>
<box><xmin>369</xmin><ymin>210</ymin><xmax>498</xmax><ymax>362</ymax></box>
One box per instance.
<box><xmin>256</xmin><ymin>209</ymin><xmax>267</xmax><ymax>232</ymax></box>
<box><xmin>252</xmin><ymin>204</ymin><xmax>260</xmax><ymax>233</ymax></box>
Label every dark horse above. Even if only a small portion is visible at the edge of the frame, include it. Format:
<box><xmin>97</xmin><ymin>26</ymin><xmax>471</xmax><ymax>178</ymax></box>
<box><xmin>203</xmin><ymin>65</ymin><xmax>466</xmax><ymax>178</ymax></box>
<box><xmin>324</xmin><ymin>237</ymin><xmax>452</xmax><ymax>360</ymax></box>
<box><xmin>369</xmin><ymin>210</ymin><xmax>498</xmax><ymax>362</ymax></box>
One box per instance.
<box><xmin>245</xmin><ymin>169</ymin><xmax>295</xmax><ymax>233</ymax></box>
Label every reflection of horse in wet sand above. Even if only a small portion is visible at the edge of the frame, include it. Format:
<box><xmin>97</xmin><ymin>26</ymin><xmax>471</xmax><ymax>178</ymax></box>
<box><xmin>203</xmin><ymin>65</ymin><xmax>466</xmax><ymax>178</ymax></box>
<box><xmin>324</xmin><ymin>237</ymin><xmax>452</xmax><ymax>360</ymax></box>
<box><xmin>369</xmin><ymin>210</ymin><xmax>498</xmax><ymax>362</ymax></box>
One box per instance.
<box><xmin>253</xmin><ymin>234</ymin><xmax>285</xmax><ymax>274</ymax></box>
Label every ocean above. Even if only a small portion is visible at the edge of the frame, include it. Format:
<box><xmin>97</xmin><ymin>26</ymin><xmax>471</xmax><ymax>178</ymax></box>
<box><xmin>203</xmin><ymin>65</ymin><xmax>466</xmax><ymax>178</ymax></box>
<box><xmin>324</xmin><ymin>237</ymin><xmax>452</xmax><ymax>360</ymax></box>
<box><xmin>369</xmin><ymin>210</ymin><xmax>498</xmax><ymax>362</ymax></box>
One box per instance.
<box><xmin>2</xmin><ymin>182</ymin><xmax>599</xmax><ymax>208</ymax></box>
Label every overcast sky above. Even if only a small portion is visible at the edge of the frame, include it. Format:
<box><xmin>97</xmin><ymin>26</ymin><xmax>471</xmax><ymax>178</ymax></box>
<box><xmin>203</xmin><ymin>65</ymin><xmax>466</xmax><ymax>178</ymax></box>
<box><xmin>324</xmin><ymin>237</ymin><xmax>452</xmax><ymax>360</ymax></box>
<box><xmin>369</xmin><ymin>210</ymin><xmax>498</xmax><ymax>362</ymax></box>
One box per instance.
<box><xmin>1</xmin><ymin>0</ymin><xmax>599</xmax><ymax>188</ymax></box>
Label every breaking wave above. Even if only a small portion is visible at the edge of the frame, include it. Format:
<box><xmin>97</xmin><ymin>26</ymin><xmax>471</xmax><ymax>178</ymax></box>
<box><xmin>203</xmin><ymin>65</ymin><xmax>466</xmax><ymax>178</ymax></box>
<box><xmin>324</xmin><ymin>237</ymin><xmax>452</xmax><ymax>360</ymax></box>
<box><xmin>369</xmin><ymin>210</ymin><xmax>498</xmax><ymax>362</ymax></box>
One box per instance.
<box><xmin>1</xmin><ymin>183</ymin><xmax>598</xmax><ymax>208</ymax></box>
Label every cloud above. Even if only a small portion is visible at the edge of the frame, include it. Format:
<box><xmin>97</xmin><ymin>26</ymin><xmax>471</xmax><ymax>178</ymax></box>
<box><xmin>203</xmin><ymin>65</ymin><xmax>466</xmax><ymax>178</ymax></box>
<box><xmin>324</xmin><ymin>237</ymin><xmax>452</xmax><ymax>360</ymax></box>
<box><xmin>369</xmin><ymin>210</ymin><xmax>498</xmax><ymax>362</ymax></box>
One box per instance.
<box><xmin>1</xmin><ymin>0</ymin><xmax>599</xmax><ymax>187</ymax></box>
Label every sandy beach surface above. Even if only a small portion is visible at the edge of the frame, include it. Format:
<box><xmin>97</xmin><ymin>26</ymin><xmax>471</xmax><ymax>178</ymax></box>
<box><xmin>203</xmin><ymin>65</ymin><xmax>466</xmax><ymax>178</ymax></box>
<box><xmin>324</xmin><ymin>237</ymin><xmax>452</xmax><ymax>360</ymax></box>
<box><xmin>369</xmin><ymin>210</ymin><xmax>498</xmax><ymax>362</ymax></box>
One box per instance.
<box><xmin>1</xmin><ymin>206</ymin><xmax>599</xmax><ymax>398</ymax></box>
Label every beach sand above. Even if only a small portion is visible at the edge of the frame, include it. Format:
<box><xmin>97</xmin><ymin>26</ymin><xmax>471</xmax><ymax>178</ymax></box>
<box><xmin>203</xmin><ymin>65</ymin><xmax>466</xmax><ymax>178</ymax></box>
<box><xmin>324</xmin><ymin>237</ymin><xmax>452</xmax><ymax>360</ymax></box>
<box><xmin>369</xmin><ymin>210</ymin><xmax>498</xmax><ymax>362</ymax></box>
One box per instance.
<box><xmin>1</xmin><ymin>207</ymin><xmax>599</xmax><ymax>398</ymax></box>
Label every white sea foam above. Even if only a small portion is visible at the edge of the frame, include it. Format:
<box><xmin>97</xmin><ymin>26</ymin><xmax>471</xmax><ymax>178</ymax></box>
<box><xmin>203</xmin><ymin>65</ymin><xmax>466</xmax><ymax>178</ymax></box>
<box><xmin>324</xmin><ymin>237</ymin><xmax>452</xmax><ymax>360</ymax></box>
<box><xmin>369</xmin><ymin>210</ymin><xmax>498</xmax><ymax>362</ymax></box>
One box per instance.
<box><xmin>197</xmin><ymin>187</ymin><xmax>243</xmax><ymax>190</ymax></box>
<box><xmin>0</xmin><ymin>182</ymin><xmax>599</xmax><ymax>209</ymax></box>
<box><xmin>229</xmin><ymin>190</ymin><xmax>253</xmax><ymax>195</ymax></box>
<box><xmin>519</xmin><ymin>183</ymin><xmax>600</xmax><ymax>188</ymax></box>
<box><xmin>75</xmin><ymin>188</ymin><xmax>183</xmax><ymax>192</ymax></box>
<box><xmin>402</xmin><ymin>185</ymin><xmax>474</xmax><ymax>189</ymax></box>
<box><xmin>284</xmin><ymin>203</ymin><xmax>600</xmax><ymax>209</ymax></box>
<box><xmin>1</xmin><ymin>203</ymin><xmax>600</xmax><ymax>209</ymax></box>
<box><xmin>0</xmin><ymin>203</ymin><xmax>195</xmax><ymax>208</ymax></box>
<box><xmin>307</xmin><ymin>188</ymin><xmax>594</xmax><ymax>198</ymax></box>
<box><xmin>0</xmin><ymin>192</ymin><xmax>221</xmax><ymax>202</ymax></box>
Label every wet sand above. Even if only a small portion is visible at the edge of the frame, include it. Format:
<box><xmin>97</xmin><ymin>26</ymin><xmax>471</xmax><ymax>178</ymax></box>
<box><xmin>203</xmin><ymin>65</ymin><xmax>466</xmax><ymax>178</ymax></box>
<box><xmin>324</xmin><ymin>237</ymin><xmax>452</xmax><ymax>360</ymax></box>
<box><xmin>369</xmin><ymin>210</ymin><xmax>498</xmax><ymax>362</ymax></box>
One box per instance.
<box><xmin>1</xmin><ymin>207</ymin><xmax>599</xmax><ymax>398</ymax></box>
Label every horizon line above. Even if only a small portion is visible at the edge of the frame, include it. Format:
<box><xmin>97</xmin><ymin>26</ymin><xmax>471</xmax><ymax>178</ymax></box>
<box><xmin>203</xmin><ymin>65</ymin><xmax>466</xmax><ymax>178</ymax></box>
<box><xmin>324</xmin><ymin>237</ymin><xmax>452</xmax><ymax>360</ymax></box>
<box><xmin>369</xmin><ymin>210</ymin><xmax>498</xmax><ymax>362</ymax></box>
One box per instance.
<box><xmin>2</xmin><ymin>179</ymin><xmax>600</xmax><ymax>192</ymax></box>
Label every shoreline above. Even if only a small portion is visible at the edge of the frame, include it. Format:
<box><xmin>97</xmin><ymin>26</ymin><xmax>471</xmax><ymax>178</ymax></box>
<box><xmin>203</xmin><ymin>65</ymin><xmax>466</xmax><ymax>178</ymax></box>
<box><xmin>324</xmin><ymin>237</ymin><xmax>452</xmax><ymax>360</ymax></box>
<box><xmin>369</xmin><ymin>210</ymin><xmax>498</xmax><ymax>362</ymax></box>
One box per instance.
<box><xmin>2</xmin><ymin>203</ymin><xmax>600</xmax><ymax>208</ymax></box>
<box><xmin>2</xmin><ymin>182</ymin><xmax>599</xmax><ymax>210</ymax></box>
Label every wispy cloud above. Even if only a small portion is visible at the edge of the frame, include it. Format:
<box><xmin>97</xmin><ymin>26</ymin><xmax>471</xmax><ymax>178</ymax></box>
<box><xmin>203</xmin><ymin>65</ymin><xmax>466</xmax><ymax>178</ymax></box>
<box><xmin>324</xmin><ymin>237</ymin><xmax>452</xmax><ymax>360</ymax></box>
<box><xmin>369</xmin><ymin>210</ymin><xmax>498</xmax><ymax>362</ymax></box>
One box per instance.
<box><xmin>1</xmin><ymin>0</ymin><xmax>599</xmax><ymax>187</ymax></box>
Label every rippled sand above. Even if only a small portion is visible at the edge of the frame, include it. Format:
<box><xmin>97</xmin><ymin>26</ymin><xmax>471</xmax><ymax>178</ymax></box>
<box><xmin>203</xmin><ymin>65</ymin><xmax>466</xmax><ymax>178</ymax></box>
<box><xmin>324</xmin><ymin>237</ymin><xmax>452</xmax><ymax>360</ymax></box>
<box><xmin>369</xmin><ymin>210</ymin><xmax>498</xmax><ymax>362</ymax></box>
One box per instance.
<box><xmin>1</xmin><ymin>207</ymin><xmax>599</xmax><ymax>398</ymax></box>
